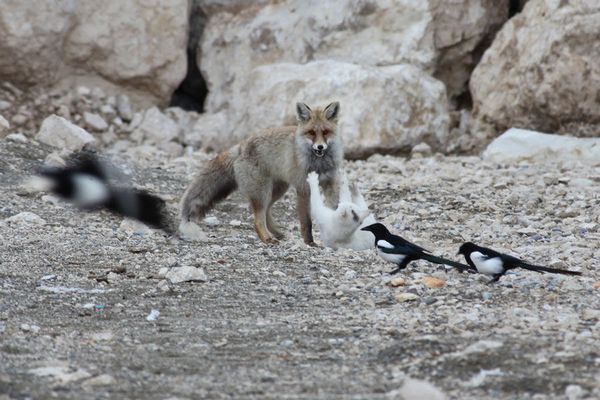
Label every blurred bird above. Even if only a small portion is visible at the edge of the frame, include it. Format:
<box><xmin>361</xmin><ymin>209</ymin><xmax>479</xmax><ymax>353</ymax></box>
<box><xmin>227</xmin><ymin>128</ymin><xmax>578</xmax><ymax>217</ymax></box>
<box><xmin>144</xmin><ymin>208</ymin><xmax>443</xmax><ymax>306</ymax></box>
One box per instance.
<box><xmin>30</xmin><ymin>152</ymin><xmax>171</xmax><ymax>233</ymax></box>
<box><xmin>361</xmin><ymin>223</ymin><xmax>472</xmax><ymax>274</ymax></box>
<box><xmin>457</xmin><ymin>242</ymin><xmax>582</xmax><ymax>284</ymax></box>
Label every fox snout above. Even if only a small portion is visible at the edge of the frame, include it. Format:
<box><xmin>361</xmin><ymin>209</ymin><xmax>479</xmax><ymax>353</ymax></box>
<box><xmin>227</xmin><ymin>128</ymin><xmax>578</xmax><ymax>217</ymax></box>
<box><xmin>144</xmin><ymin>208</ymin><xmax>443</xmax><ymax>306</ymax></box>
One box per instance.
<box><xmin>312</xmin><ymin>143</ymin><xmax>327</xmax><ymax>157</ymax></box>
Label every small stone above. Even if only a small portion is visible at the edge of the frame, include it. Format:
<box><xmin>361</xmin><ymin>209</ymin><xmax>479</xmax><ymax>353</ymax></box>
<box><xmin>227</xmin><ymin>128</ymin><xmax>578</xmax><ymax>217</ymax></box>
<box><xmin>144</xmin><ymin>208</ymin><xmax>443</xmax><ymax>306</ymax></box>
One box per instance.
<box><xmin>394</xmin><ymin>378</ymin><xmax>446</xmax><ymax>400</ymax></box>
<box><xmin>158</xmin><ymin>267</ymin><xmax>169</xmax><ymax>278</ymax></box>
<box><xmin>279</xmin><ymin>339</ymin><xmax>294</xmax><ymax>347</ymax></box>
<box><xmin>411</xmin><ymin>142</ymin><xmax>432</xmax><ymax>157</ymax></box>
<box><xmin>423</xmin><ymin>297</ymin><xmax>437</xmax><ymax>305</ymax></box>
<box><xmin>229</xmin><ymin>219</ymin><xmax>242</xmax><ymax>226</ymax></box>
<box><xmin>119</xmin><ymin>219</ymin><xmax>153</xmax><ymax>236</ymax></box>
<box><xmin>344</xmin><ymin>269</ymin><xmax>357</xmax><ymax>279</ymax></box>
<box><xmin>4</xmin><ymin>212</ymin><xmax>46</xmax><ymax>226</ymax></box>
<box><xmin>77</xmin><ymin>86</ymin><xmax>91</xmax><ymax>97</ymax></box>
<box><xmin>41</xmin><ymin>274</ymin><xmax>57</xmax><ymax>281</ymax></box>
<box><xmin>272</xmin><ymin>270</ymin><xmax>286</xmax><ymax>277</ymax></box>
<box><xmin>389</xmin><ymin>277</ymin><xmax>407</xmax><ymax>287</ymax></box>
<box><xmin>131</xmin><ymin>107</ymin><xmax>179</xmax><ymax>144</ymax></box>
<box><xmin>157</xmin><ymin>280</ymin><xmax>171</xmax><ymax>292</ymax></box>
<box><xmin>395</xmin><ymin>292</ymin><xmax>419</xmax><ymax>303</ymax></box>
<box><xmin>146</xmin><ymin>309</ymin><xmax>160</xmax><ymax>321</ymax></box>
<box><xmin>100</xmin><ymin>104</ymin><xmax>116</xmax><ymax>117</ymax></box>
<box><xmin>83</xmin><ymin>374</ymin><xmax>115</xmax><ymax>387</ymax></box>
<box><xmin>6</xmin><ymin>133</ymin><xmax>27</xmax><ymax>143</ymax></box>
<box><xmin>593</xmin><ymin>281</ymin><xmax>600</xmax><ymax>289</ymax></box>
<box><xmin>0</xmin><ymin>100</ymin><xmax>11</xmax><ymax>110</ymax></box>
<box><xmin>83</xmin><ymin>112</ymin><xmax>108</xmax><ymax>131</ymax></box>
<box><xmin>204</xmin><ymin>216</ymin><xmax>220</xmax><ymax>226</ymax></box>
<box><xmin>0</xmin><ymin>114</ymin><xmax>9</xmax><ymax>136</ymax></box>
<box><xmin>165</xmin><ymin>266</ymin><xmax>207</xmax><ymax>284</ymax></box>
<box><xmin>116</xmin><ymin>94</ymin><xmax>133</xmax><ymax>121</ymax></box>
<box><xmin>482</xmin><ymin>292</ymin><xmax>493</xmax><ymax>301</ymax></box>
<box><xmin>44</xmin><ymin>152</ymin><xmax>67</xmax><ymax>168</ymax></box>
<box><xmin>11</xmin><ymin>114</ymin><xmax>28</xmax><ymax>126</ymax></box>
<box><xmin>36</xmin><ymin>115</ymin><xmax>95</xmax><ymax>152</ymax></box>
<box><xmin>55</xmin><ymin>105</ymin><xmax>71</xmax><ymax>119</ymax></box>
<box><xmin>421</xmin><ymin>276</ymin><xmax>445</xmax><ymax>288</ymax></box>
<box><xmin>178</xmin><ymin>221</ymin><xmax>209</xmax><ymax>242</ymax></box>
<box><xmin>565</xmin><ymin>384</ymin><xmax>585</xmax><ymax>400</ymax></box>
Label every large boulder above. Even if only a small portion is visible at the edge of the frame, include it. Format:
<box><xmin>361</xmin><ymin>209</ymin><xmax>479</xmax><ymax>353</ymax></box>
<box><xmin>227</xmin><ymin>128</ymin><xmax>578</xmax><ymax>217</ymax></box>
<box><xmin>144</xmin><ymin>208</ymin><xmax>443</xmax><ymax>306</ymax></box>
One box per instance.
<box><xmin>36</xmin><ymin>115</ymin><xmax>96</xmax><ymax>152</ymax></box>
<box><xmin>483</xmin><ymin>128</ymin><xmax>600</xmax><ymax>165</ymax></box>
<box><xmin>470</xmin><ymin>0</ymin><xmax>600</xmax><ymax>139</ymax></box>
<box><xmin>227</xmin><ymin>61</ymin><xmax>450</xmax><ymax>158</ymax></box>
<box><xmin>199</xmin><ymin>0</ymin><xmax>509</xmax><ymax>112</ymax></box>
<box><xmin>0</xmin><ymin>0</ymin><xmax>189</xmax><ymax>106</ymax></box>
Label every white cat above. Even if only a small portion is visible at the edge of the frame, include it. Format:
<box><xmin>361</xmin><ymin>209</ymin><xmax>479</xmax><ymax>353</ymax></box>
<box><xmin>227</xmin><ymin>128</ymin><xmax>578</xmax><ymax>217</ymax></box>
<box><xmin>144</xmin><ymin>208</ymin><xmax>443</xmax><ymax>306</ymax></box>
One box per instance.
<box><xmin>306</xmin><ymin>171</ymin><xmax>376</xmax><ymax>250</ymax></box>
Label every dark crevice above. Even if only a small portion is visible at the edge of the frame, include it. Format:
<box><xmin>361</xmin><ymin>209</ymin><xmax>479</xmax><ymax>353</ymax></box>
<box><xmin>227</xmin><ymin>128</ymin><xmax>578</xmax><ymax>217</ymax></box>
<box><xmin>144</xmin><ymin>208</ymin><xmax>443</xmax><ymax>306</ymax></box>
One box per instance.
<box><xmin>509</xmin><ymin>0</ymin><xmax>526</xmax><ymax>17</ymax></box>
<box><xmin>170</xmin><ymin>1</ymin><xmax>207</xmax><ymax>112</ymax></box>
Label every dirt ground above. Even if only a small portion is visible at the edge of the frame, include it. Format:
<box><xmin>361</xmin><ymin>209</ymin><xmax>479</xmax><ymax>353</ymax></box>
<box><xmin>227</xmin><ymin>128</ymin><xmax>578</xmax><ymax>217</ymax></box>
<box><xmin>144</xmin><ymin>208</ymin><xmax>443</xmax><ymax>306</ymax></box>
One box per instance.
<box><xmin>1</xmin><ymin>138</ymin><xmax>599</xmax><ymax>400</ymax></box>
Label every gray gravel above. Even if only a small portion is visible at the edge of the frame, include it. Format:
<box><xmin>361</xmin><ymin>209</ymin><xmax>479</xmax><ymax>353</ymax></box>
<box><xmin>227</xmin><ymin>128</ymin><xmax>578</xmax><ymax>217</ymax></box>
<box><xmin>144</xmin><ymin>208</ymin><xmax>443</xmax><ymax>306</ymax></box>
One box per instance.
<box><xmin>0</xmin><ymin>139</ymin><xmax>599</xmax><ymax>399</ymax></box>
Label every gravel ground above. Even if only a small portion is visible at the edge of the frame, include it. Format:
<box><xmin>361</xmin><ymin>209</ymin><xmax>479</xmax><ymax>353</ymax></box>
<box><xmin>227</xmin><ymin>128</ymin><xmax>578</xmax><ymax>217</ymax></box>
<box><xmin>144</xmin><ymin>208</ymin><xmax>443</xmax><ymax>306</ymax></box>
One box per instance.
<box><xmin>0</xmin><ymin>138</ymin><xmax>599</xmax><ymax>400</ymax></box>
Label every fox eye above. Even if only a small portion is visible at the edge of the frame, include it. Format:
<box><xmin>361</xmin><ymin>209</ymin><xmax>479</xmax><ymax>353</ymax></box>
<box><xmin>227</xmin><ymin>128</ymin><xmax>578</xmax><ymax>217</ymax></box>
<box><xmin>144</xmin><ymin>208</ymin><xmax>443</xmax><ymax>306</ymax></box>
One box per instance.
<box><xmin>306</xmin><ymin>130</ymin><xmax>315</xmax><ymax>136</ymax></box>
<box><xmin>322</xmin><ymin>130</ymin><xmax>330</xmax><ymax>136</ymax></box>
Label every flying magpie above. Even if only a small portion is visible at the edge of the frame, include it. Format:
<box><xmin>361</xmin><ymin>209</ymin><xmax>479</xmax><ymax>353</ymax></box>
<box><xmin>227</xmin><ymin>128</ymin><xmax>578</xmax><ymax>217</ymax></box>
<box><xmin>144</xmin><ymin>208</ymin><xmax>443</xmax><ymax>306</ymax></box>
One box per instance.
<box><xmin>34</xmin><ymin>152</ymin><xmax>172</xmax><ymax>233</ymax></box>
<box><xmin>457</xmin><ymin>242</ymin><xmax>582</xmax><ymax>284</ymax></box>
<box><xmin>360</xmin><ymin>223</ymin><xmax>472</xmax><ymax>274</ymax></box>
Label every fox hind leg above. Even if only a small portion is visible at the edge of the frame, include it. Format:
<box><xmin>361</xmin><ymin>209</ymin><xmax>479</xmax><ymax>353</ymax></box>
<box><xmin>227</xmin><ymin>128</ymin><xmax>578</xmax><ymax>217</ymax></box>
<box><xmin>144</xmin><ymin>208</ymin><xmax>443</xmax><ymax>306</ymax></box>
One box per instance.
<box><xmin>266</xmin><ymin>181</ymin><xmax>289</xmax><ymax>240</ymax></box>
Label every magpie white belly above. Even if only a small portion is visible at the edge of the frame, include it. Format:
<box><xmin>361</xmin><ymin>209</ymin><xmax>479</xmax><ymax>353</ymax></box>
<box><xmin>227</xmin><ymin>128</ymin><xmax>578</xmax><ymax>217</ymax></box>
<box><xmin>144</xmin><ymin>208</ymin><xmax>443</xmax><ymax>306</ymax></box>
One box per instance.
<box><xmin>470</xmin><ymin>252</ymin><xmax>504</xmax><ymax>275</ymax></box>
<box><xmin>377</xmin><ymin>248</ymin><xmax>406</xmax><ymax>264</ymax></box>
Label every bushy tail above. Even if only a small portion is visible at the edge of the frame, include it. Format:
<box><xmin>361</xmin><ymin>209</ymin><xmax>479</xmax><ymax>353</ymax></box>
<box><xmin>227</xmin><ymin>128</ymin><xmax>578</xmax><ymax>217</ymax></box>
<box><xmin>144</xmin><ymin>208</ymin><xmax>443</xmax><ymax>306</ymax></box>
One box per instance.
<box><xmin>421</xmin><ymin>253</ymin><xmax>474</xmax><ymax>273</ymax></box>
<box><xmin>519</xmin><ymin>262</ymin><xmax>582</xmax><ymax>276</ymax></box>
<box><xmin>180</xmin><ymin>148</ymin><xmax>238</xmax><ymax>223</ymax></box>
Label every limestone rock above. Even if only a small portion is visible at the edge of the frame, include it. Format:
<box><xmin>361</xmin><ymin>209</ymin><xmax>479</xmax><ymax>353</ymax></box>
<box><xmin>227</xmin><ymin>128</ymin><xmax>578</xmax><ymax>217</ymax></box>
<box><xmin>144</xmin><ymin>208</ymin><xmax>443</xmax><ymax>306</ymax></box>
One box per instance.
<box><xmin>483</xmin><ymin>128</ymin><xmax>600</xmax><ymax>165</ymax></box>
<box><xmin>4</xmin><ymin>212</ymin><xmax>47</xmax><ymax>226</ymax></box>
<box><xmin>83</xmin><ymin>112</ymin><xmax>108</xmax><ymax>131</ymax></box>
<box><xmin>184</xmin><ymin>111</ymin><xmax>228</xmax><ymax>151</ymax></box>
<box><xmin>0</xmin><ymin>114</ymin><xmax>9</xmax><ymax>137</ymax></box>
<box><xmin>228</xmin><ymin>61</ymin><xmax>450</xmax><ymax>157</ymax></box>
<box><xmin>422</xmin><ymin>276</ymin><xmax>446</xmax><ymax>288</ymax></box>
<box><xmin>36</xmin><ymin>115</ymin><xmax>95</xmax><ymax>151</ymax></box>
<box><xmin>395</xmin><ymin>293</ymin><xmax>419</xmax><ymax>303</ymax></box>
<box><xmin>393</xmin><ymin>377</ymin><xmax>447</xmax><ymax>400</ymax></box>
<box><xmin>471</xmin><ymin>0</ymin><xmax>600</xmax><ymax>138</ymax></box>
<box><xmin>165</xmin><ymin>266</ymin><xmax>208</xmax><ymax>284</ymax></box>
<box><xmin>131</xmin><ymin>107</ymin><xmax>180</xmax><ymax>145</ymax></box>
<box><xmin>0</xmin><ymin>0</ymin><xmax>189</xmax><ymax>106</ymax></box>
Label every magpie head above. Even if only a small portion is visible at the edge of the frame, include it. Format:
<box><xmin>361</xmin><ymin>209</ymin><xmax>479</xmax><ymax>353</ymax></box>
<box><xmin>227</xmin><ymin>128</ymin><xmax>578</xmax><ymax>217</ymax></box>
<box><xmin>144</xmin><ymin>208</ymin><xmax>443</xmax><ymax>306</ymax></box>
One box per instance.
<box><xmin>458</xmin><ymin>242</ymin><xmax>476</xmax><ymax>256</ymax></box>
<box><xmin>360</xmin><ymin>222</ymin><xmax>390</xmax><ymax>238</ymax></box>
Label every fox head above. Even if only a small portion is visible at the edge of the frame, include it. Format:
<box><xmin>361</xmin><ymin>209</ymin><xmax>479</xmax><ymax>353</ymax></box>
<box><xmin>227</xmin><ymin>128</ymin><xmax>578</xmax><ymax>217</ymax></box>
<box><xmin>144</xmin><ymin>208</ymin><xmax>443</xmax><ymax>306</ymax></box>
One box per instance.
<box><xmin>295</xmin><ymin>102</ymin><xmax>340</xmax><ymax>158</ymax></box>
<box><xmin>334</xmin><ymin>202</ymin><xmax>371</xmax><ymax>237</ymax></box>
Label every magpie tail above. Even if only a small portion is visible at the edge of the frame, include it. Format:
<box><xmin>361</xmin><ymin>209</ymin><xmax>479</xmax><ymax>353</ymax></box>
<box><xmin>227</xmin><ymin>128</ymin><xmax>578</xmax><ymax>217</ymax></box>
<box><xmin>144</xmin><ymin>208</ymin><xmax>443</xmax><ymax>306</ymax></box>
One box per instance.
<box><xmin>519</xmin><ymin>262</ymin><xmax>582</xmax><ymax>276</ymax></box>
<box><xmin>105</xmin><ymin>188</ymin><xmax>173</xmax><ymax>234</ymax></box>
<box><xmin>421</xmin><ymin>253</ymin><xmax>473</xmax><ymax>272</ymax></box>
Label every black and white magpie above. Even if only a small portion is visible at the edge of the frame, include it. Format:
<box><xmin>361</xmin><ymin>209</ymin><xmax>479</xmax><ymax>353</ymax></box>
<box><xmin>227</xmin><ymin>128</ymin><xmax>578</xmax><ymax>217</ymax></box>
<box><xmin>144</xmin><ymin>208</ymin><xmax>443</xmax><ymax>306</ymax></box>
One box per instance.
<box><xmin>457</xmin><ymin>242</ymin><xmax>582</xmax><ymax>284</ymax></box>
<box><xmin>35</xmin><ymin>152</ymin><xmax>172</xmax><ymax>233</ymax></box>
<box><xmin>360</xmin><ymin>223</ymin><xmax>472</xmax><ymax>274</ymax></box>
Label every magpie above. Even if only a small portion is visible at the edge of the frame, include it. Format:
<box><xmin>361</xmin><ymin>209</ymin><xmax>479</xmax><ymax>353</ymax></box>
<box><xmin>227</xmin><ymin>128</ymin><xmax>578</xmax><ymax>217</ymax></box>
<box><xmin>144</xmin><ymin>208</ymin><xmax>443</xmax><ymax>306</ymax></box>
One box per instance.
<box><xmin>34</xmin><ymin>152</ymin><xmax>172</xmax><ymax>233</ymax></box>
<box><xmin>457</xmin><ymin>242</ymin><xmax>582</xmax><ymax>284</ymax></box>
<box><xmin>360</xmin><ymin>223</ymin><xmax>472</xmax><ymax>274</ymax></box>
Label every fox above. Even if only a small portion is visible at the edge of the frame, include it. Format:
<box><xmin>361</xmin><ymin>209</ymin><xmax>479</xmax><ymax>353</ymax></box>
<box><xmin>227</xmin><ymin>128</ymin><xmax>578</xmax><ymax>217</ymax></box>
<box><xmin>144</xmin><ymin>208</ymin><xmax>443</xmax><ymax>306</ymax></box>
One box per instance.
<box><xmin>306</xmin><ymin>170</ymin><xmax>376</xmax><ymax>250</ymax></box>
<box><xmin>179</xmin><ymin>101</ymin><xmax>343</xmax><ymax>245</ymax></box>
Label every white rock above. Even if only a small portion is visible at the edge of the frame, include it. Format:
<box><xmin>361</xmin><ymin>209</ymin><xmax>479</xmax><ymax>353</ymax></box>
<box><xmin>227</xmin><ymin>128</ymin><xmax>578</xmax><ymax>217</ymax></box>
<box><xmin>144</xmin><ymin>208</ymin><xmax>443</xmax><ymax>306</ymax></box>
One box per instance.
<box><xmin>6</xmin><ymin>133</ymin><xmax>27</xmax><ymax>143</ymax></box>
<box><xmin>457</xmin><ymin>340</ymin><xmax>503</xmax><ymax>357</ymax></box>
<box><xmin>164</xmin><ymin>266</ymin><xmax>208</xmax><ymax>284</ymax></box>
<box><xmin>4</xmin><ymin>212</ymin><xmax>46</xmax><ymax>226</ymax></box>
<box><xmin>29</xmin><ymin>364</ymin><xmax>91</xmax><ymax>384</ymax></box>
<box><xmin>119</xmin><ymin>219</ymin><xmax>153</xmax><ymax>236</ymax></box>
<box><xmin>388</xmin><ymin>377</ymin><xmax>446</xmax><ymax>400</ymax></box>
<box><xmin>131</xmin><ymin>107</ymin><xmax>180</xmax><ymax>145</ymax></box>
<box><xmin>0</xmin><ymin>100</ymin><xmax>11</xmax><ymax>110</ymax></box>
<box><xmin>83</xmin><ymin>112</ymin><xmax>108</xmax><ymax>131</ymax></box>
<box><xmin>184</xmin><ymin>111</ymin><xmax>228</xmax><ymax>151</ymax></box>
<box><xmin>36</xmin><ymin>115</ymin><xmax>95</xmax><ymax>152</ymax></box>
<box><xmin>228</xmin><ymin>61</ymin><xmax>450</xmax><ymax>157</ymax></box>
<box><xmin>471</xmin><ymin>0</ymin><xmax>600</xmax><ymax>138</ymax></box>
<box><xmin>44</xmin><ymin>152</ymin><xmax>67</xmax><ymax>168</ymax></box>
<box><xmin>203</xmin><ymin>216</ymin><xmax>220</xmax><ymax>227</ymax></box>
<box><xmin>0</xmin><ymin>114</ymin><xmax>9</xmax><ymax>137</ymax></box>
<box><xmin>116</xmin><ymin>94</ymin><xmax>133</xmax><ymax>121</ymax></box>
<box><xmin>82</xmin><ymin>374</ymin><xmax>116</xmax><ymax>387</ymax></box>
<box><xmin>146</xmin><ymin>309</ymin><xmax>160</xmax><ymax>321</ymax></box>
<box><xmin>483</xmin><ymin>129</ymin><xmax>600</xmax><ymax>165</ymax></box>
<box><xmin>565</xmin><ymin>384</ymin><xmax>585</xmax><ymax>400</ymax></box>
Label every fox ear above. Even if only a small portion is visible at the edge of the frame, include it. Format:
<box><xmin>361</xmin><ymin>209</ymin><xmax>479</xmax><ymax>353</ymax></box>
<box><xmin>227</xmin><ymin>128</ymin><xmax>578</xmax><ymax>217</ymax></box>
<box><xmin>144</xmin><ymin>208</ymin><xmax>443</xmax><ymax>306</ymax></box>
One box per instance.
<box><xmin>296</xmin><ymin>102</ymin><xmax>312</xmax><ymax>123</ymax></box>
<box><xmin>324</xmin><ymin>101</ymin><xmax>340</xmax><ymax>121</ymax></box>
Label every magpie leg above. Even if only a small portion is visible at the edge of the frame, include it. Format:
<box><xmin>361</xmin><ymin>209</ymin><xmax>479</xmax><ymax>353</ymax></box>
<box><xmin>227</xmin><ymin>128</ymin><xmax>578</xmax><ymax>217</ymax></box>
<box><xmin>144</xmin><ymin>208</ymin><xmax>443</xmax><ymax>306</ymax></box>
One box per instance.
<box><xmin>389</xmin><ymin>267</ymin><xmax>402</xmax><ymax>275</ymax></box>
<box><xmin>389</xmin><ymin>259</ymin><xmax>411</xmax><ymax>275</ymax></box>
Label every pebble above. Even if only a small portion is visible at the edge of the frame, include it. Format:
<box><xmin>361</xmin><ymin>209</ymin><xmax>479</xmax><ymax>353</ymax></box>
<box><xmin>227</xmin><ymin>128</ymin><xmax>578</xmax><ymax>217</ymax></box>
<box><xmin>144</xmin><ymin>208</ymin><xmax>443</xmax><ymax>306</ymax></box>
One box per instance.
<box><xmin>11</xmin><ymin>114</ymin><xmax>28</xmax><ymax>126</ymax></box>
<box><xmin>229</xmin><ymin>219</ymin><xmax>242</xmax><ymax>226</ymax></box>
<box><xmin>164</xmin><ymin>266</ymin><xmax>207</xmax><ymax>284</ymax></box>
<box><xmin>4</xmin><ymin>212</ymin><xmax>46</xmax><ymax>226</ymax></box>
<box><xmin>565</xmin><ymin>384</ymin><xmax>585</xmax><ymax>400</ymax></box>
<box><xmin>5</xmin><ymin>133</ymin><xmax>27</xmax><ymax>143</ymax></box>
<box><xmin>389</xmin><ymin>277</ymin><xmax>406</xmax><ymax>287</ymax></box>
<box><xmin>423</xmin><ymin>297</ymin><xmax>437</xmax><ymax>305</ymax></box>
<box><xmin>83</xmin><ymin>112</ymin><xmax>108</xmax><ymax>131</ymax></box>
<box><xmin>593</xmin><ymin>281</ymin><xmax>600</xmax><ymax>289</ymax></box>
<box><xmin>116</xmin><ymin>94</ymin><xmax>133</xmax><ymax>121</ymax></box>
<box><xmin>82</xmin><ymin>374</ymin><xmax>116</xmax><ymax>387</ymax></box>
<box><xmin>0</xmin><ymin>100</ymin><xmax>11</xmax><ymax>110</ymax></box>
<box><xmin>146</xmin><ymin>309</ymin><xmax>160</xmax><ymax>321</ymax></box>
<box><xmin>204</xmin><ymin>216</ymin><xmax>220</xmax><ymax>226</ymax></box>
<box><xmin>421</xmin><ymin>276</ymin><xmax>445</xmax><ymax>288</ymax></box>
<box><xmin>395</xmin><ymin>293</ymin><xmax>419</xmax><ymax>303</ymax></box>
<box><xmin>482</xmin><ymin>292</ymin><xmax>493</xmax><ymax>301</ymax></box>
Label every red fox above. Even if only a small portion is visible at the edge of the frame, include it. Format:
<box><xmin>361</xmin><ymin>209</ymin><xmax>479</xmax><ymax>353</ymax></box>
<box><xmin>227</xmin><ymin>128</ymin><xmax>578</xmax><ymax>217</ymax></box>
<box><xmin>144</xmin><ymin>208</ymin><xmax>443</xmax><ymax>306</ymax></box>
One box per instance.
<box><xmin>180</xmin><ymin>102</ymin><xmax>343</xmax><ymax>245</ymax></box>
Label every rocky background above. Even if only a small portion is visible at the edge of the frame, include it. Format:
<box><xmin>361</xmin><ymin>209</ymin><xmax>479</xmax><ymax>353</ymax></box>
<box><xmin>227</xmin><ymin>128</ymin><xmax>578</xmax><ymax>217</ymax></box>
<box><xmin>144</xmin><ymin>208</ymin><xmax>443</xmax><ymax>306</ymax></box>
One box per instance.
<box><xmin>1</xmin><ymin>0</ymin><xmax>600</xmax><ymax>399</ymax></box>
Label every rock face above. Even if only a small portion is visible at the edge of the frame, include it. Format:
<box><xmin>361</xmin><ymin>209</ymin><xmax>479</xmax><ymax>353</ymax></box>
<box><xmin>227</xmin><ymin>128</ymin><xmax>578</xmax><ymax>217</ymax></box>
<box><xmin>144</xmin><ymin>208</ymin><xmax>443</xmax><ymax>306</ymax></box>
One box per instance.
<box><xmin>195</xmin><ymin>0</ymin><xmax>510</xmax><ymax>154</ymax></box>
<box><xmin>0</xmin><ymin>0</ymin><xmax>189</xmax><ymax>106</ymax></box>
<box><xmin>471</xmin><ymin>0</ymin><xmax>600</xmax><ymax>138</ymax></box>
<box><xmin>36</xmin><ymin>115</ymin><xmax>96</xmax><ymax>152</ymax></box>
<box><xmin>228</xmin><ymin>61</ymin><xmax>450</xmax><ymax>157</ymax></box>
<box><xmin>483</xmin><ymin>128</ymin><xmax>600</xmax><ymax>165</ymax></box>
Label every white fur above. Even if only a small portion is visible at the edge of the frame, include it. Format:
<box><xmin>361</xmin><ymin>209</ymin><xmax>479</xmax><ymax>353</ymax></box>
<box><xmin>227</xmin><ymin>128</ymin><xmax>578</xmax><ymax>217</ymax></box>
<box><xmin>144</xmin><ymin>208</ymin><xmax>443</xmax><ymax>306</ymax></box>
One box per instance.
<box><xmin>307</xmin><ymin>171</ymin><xmax>375</xmax><ymax>250</ymax></box>
<box><xmin>469</xmin><ymin>251</ymin><xmax>504</xmax><ymax>275</ymax></box>
<box><xmin>72</xmin><ymin>174</ymin><xmax>110</xmax><ymax>207</ymax></box>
